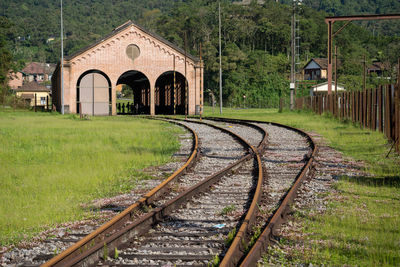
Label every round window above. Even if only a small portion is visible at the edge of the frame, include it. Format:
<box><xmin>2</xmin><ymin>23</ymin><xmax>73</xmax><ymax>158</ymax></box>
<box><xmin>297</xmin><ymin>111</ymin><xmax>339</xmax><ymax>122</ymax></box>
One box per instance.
<box><xmin>126</xmin><ymin>44</ymin><xmax>140</xmax><ymax>61</ymax></box>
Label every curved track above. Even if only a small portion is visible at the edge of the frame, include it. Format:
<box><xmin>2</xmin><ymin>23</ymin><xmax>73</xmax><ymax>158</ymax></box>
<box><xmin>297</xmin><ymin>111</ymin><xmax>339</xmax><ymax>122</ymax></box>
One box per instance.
<box><xmin>93</xmin><ymin>119</ymin><xmax>267</xmax><ymax>266</ymax></box>
<box><xmin>2</xmin><ymin>117</ymin><xmax>317</xmax><ymax>267</ymax></box>
<box><xmin>39</xmin><ymin>118</ymin><xmax>267</xmax><ymax>267</ymax></box>
<box><xmin>205</xmin><ymin>118</ymin><xmax>317</xmax><ymax>267</ymax></box>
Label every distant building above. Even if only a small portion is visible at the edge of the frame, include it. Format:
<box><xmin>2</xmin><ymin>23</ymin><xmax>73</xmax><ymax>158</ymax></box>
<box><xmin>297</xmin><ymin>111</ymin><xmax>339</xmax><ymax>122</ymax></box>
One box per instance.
<box><xmin>21</xmin><ymin>62</ymin><xmax>56</xmax><ymax>83</ymax></box>
<box><xmin>367</xmin><ymin>61</ymin><xmax>390</xmax><ymax>77</ymax></box>
<box><xmin>46</xmin><ymin>37</ymin><xmax>55</xmax><ymax>43</ymax></box>
<box><xmin>8</xmin><ymin>62</ymin><xmax>56</xmax><ymax>92</ymax></box>
<box><xmin>303</xmin><ymin>58</ymin><xmax>328</xmax><ymax>80</ymax></box>
<box><xmin>310</xmin><ymin>81</ymin><xmax>345</xmax><ymax>96</ymax></box>
<box><xmin>14</xmin><ymin>82</ymin><xmax>51</xmax><ymax>108</ymax></box>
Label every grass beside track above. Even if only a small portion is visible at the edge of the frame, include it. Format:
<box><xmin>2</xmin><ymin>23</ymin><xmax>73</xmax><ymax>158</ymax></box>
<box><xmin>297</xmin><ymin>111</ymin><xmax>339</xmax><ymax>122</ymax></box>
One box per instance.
<box><xmin>203</xmin><ymin>107</ymin><xmax>400</xmax><ymax>266</ymax></box>
<box><xmin>0</xmin><ymin>110</ymin><xmax>181</xmax><ymax>246</ymax></box>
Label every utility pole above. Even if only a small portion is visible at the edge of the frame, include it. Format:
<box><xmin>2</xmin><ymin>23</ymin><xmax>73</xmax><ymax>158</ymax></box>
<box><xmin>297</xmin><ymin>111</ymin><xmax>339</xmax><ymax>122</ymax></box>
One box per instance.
<box><xmin>199</xmin><ymin>42</ymin><xmax>203</xmax><ymax>121</ymax></box>
<box><xmin>219</xmin><ymin>1</ymin><xmax>223</xmax><ymax>114</ymax></box>
<box><xmin>61</xmin><ymin>0</ymin><xmax>64</xmax><ymax>115</ymax></box>
<box><xmin>325</xmin><ymin>14</ymin><xmax>400</xmax><ymax>95</ymax></box>
<box><xmin>290</xmin><ymin>0</ymin><xmax>296</xmax><ymax>110</ymax></box>
<box><xmin>363</xmin><ymin>55</ymin><xmax>366</xmax><ymax>92</ymax></box>
<box><xmin>184</xmin><ymin>32</ymin><xmax>188</xmax><ymax>119</ymax></box>
<box><xmin>334</xmin><ymin>45</ymin><xmax>338</xmax><ymax>94</ymax></box>
<box><xmin>398</xmin><ymin>57</ymin><xmax>400</xmax><ymax>87</ymax></box>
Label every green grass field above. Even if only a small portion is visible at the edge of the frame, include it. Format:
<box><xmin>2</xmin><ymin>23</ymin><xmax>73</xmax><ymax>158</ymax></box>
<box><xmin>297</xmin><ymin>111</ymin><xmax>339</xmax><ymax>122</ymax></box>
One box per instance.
<box><xmin>203</xmin><ymin>106</ymin><xmax>400</xmax><ymax>266</ymax></box>
<box><xmin>0</xmin><ymin>110</ymin><xmax>181</xmax><ymax>245</ymax></box>
<box><xmin>1</xmin><ymin>107</ymin><xmax>399</xmax><ymax>265</ymax></box>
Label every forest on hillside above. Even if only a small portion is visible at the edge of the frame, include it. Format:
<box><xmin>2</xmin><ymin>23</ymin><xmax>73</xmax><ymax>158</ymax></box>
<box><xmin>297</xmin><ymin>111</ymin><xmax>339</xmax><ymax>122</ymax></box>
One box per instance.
<box><xmin>1</xmin><ymin>0</ymin><xmax>400</xmax><ymax>107</ymax></box>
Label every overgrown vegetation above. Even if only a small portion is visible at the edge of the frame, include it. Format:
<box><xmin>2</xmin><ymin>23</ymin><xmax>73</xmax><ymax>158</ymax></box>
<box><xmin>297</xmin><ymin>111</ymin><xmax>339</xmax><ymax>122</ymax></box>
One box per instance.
<box><xmin>2</xmin><ymin>0</ymin><xmax>399</xmax><ymax>108</ymax></box>
<box><xmin>264</xmin><ymin>179</ymin><xmax>400</xmax><ymax>266</ymax></box>
<box><xmin>0</xmin><ymin>110</ymin><xmax>181</xmax><ymax>245</ymax></box>
<box><xmin>225</xmin><ymin>228</ymin><xmax>237</xmax><ymax>246</ymax></box>
<box><xmin>299</xmin><ymin>178</ymin><xmax>400</xmax><ymax>266</ymax></box>
<box><xmin>220</xmin><ymin>204</ymin><xmax>236</xmax><ymax>216</ymax></box>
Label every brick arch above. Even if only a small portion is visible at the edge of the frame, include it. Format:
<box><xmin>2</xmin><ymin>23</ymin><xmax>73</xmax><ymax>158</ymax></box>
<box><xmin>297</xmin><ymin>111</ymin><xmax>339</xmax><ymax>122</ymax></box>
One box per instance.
<box><xmin>155</xmin><ymin>71</ymin><xmax>188</xmax><ymax>115</ymax></box>
<box><xmin>116</xmin><ymin>70</ymin><xmax>151</xmax><ymax>115</ymax></box>
<box><xmin>76</xmin><ymin>70</ymin><xmax>112</xmax><ymax>116</ymax></box>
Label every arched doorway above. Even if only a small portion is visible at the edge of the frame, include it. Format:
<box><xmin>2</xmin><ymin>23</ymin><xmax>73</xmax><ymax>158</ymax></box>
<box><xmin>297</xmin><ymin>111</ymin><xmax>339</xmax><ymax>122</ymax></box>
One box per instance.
<box><xmin>155</xmin><ymin>71</ymin><xmax>187</xmax><ymax>115</ymax></box>
<box><xmin>76</xmin><ymin>70</ymin><xmax>112</xmax><ymax>116</ymax></box>
<box><xmin>116</xmin><ymin>70</ymin><xmax>150</xmax><ymax>115</ymax></box>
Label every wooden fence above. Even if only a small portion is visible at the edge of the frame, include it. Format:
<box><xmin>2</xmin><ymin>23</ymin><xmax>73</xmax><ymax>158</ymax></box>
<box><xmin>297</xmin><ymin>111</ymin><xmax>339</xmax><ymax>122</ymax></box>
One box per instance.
<box><xmin>295</xmin><ymin>84</ymin><xmax>400</xmax><ymax>153</ymax></box>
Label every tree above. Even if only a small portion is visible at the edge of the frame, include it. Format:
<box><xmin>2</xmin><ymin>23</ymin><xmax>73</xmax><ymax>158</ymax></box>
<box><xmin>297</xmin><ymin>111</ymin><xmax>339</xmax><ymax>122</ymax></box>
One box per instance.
<box><xmin>0</xmin><ymin>17</ymin><xmax>14</xmax><ymax>106</ymax></box>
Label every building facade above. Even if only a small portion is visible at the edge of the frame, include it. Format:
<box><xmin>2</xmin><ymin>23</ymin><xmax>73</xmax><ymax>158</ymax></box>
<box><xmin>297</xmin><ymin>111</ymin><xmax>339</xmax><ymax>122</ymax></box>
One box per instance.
<box><xmin>52</xmin><ymin>21</ymin><xmax>203</xmax><ymax>116</ymax></box>
<box><xmin>15</xmin><ymin>82</ymin><xmax>51</xmax><ymax>108</ymax></box>
<box><xmin>303</xmin><ymin>58</ymin><xmax>328</xmax><ymax>81</ymax></box>
<box><xmin>22</xmin><ymin>62</ymin><xmax>56</xmax><ymax>83</ymax></box>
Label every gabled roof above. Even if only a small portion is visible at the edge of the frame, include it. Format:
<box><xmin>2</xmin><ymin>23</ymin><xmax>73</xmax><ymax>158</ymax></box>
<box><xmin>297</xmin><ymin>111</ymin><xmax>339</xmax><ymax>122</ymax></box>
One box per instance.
<box><xmin>15</xmin><ymin>82</ymin><xmax>51</xmax><ymax>92</ymax></box>
<box><xmin>304</xmin><ymin>58</ymin><xmax>328</xmax><ymax>70</ymax></box>
<box><xmin>66</xmin><ymin>20</ymin><xmax>199</xmax><ymax>63</ymax></box>
<box><xmin>22</xmin><ymin>62</ymin><xmax>56</xmax><ymax>75</ymax></box>
<box><xmin>22</xmin><ymin>62</ymin><xmax>44</xmax><ymax>74</ymax></box>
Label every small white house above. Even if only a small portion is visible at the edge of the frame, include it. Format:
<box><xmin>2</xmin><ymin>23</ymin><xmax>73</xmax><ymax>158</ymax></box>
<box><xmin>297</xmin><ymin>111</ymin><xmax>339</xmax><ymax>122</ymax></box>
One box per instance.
<box><xmin>310</xmin><ymin>82</ymin><xmax>345</xmax><ymax>96</ymax></box>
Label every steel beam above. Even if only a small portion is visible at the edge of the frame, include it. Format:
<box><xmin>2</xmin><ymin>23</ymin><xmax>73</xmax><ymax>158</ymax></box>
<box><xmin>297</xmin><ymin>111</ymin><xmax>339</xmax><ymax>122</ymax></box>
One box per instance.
<box><xmin>326</xmin><ymin>14</ymin><xmax>400</xmax><ymax>23</ymax></box>
<box><xmin>326</xmin><ymin>14</ymin><xmax>400</xmax><ymax>95</ymax></box>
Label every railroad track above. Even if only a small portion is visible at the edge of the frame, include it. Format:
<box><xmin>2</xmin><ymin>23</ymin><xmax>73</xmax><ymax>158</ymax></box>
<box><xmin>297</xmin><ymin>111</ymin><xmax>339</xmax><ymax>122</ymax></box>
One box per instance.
<box><xmin>1</xmin><ymin>118</ymin><xmax>317</xmax><ymax>267</ymax></box>
<box><xmin>91</xmin><ymin>119</ymin><xmax>267</xmax><ymax>267</ymax></box>
<box><xmin>204</xmin><ymin>118</ymin><xmax>317</xmax><ymax>266</ymax></box>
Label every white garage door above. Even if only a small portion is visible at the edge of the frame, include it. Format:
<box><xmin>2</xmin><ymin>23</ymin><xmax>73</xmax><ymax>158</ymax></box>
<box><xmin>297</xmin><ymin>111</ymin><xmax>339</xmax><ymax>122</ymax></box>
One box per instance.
<box><xmin>79</xmin><ymin>73</ymin><xmax>110</xmax><ymax>115</ymax></box>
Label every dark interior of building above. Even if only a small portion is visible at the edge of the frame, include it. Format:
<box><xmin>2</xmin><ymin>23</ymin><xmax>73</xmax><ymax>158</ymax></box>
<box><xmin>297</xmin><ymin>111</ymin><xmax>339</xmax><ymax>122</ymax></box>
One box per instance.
<box><xmin>116</xmin><ymin>70</ymin><xmax>187</xmax><ymax>115</ymax></box>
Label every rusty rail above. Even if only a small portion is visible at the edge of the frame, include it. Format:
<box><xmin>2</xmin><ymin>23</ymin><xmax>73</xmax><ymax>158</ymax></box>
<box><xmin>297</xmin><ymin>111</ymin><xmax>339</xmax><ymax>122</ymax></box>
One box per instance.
<box><xmin>198</xmin><ymin>118</ymin><xmax>267</xmax><ymax>267</ymax></box>
<box><xmin>43</xmin><ymin>118</ymin><xmax>267</xmax><ymax>267</ymax></box>
<box><xmin>206</xmin><ymin>117</ymin><xmax>317</xmax><ymax>266</ymax></box>
<box><xmin>42</xmin><ymin>120</ymin><xmax>199</xmax><ymax>267</ymax></box>
<box><xmin>168</xmin><ymin>118</ymin><xmax>269</xmax><ymax>267</ymax></box>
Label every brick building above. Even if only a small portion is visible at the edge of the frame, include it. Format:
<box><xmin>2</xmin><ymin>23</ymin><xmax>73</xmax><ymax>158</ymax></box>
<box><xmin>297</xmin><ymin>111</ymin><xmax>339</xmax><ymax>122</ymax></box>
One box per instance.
<box><xmin>52</xmin><ymin>21</ymin><xmax>204</xmax><ymax>116</ymax></box>
<box><xmin>8</xmin><ymin>62</ymin><xmax>56</xmax><ymax>90</ymax></box>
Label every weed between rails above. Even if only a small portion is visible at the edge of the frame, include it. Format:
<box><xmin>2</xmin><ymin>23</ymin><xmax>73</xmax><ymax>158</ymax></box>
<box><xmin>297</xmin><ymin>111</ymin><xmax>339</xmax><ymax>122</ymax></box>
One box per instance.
<box><xmin>220</xmin><ymin>205</ymin><xmax>236</xmax><ymax>216</ymax></box>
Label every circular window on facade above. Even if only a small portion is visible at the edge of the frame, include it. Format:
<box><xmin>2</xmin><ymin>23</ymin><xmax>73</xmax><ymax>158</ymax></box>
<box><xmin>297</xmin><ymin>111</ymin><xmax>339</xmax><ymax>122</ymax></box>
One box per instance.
<box><xmin>126</xmin><ymin>44</ymin><xmax>140</xmax><ymax>61</ymax></box>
